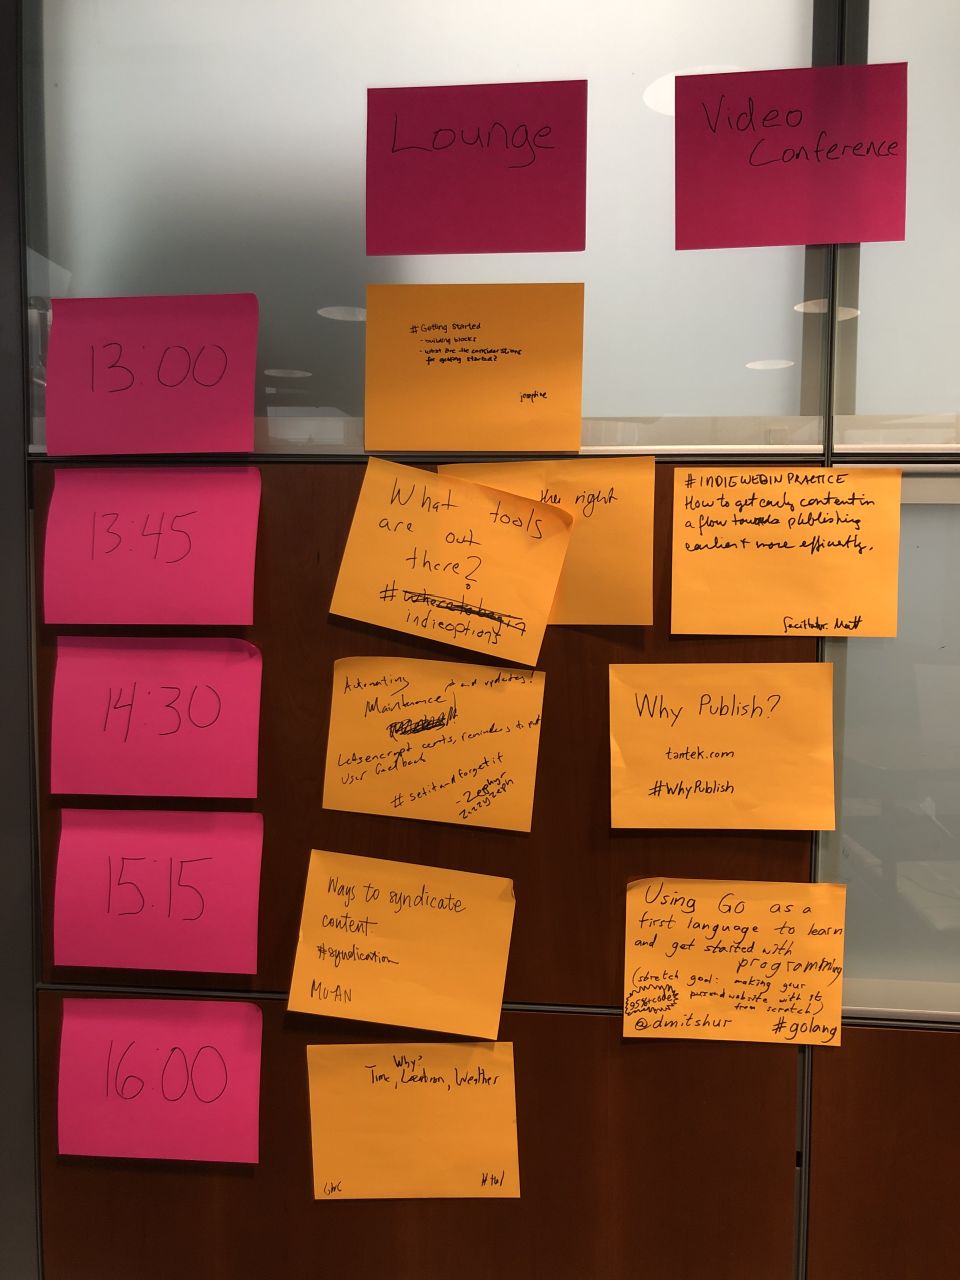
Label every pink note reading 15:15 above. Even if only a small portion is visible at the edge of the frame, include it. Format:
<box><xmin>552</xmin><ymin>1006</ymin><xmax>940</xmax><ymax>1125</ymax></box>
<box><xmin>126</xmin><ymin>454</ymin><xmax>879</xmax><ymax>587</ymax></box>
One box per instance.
<box><xmin>43</xmin><ymin>467</ymin><xmax>262</xmax><ymax>625</ymax></box>
<box><xmin>45</xmin><ymin>293</ymin><xmax>258</xmax><ymax>456</ymax></box>
<box><xmin>51</xmin><ymin>637</ymin><xmax>262</xmax><ymax>798</ymax></box>
<box><xmin>54</xmin><ymin>810</ymin><xmax>263</xmax><ymax>974</ymax></box>
<box><xmin>58</xmin><ymin>997</ymin><xmax>262</xmax><ymax>1163</ymax></box>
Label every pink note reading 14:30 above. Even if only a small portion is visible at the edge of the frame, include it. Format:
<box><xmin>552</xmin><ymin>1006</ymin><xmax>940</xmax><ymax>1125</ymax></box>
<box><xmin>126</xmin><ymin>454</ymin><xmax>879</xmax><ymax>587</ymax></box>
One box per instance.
<box><xmin>43</xmin><ymin>467</ymin><xmax>262</xmax><ymax>625</ymax></box>
<box><xmin>54</xmin><ymin>810</ymin><xmax>263</xmax><ymax>974</ymax></box>
<box><xmin>51</xmin><ymin>637</ymin><xmax>262</xmax><ymax>798</ymax></box>
<box><xmin>675</xmin><ymin>62</ymin><xmax>907</xmax><ymax>249</ymax></box>
<box><xmin>58</xmin><ymin>997</ymin><xmax>262</xmax><ymax>1162</ymax></box>
<box><xmin>45</xmin><ymin>293</ymin><xmax>258</xmax><ymax>455</ymax></box>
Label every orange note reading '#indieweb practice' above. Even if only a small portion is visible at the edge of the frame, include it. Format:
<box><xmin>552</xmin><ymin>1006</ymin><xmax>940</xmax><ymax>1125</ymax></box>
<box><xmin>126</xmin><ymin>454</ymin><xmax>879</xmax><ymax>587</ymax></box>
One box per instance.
<box><xmin>330</xmin><ymin>459</ymin><xmax>572</xmax><ymax>666</ymax></box>
<box><xmin>289</xmin><ymin>849</ymin><xmax>515</xmax><ymax>1039</ymax></box>
<box><xmin>364</xmin><ymin>283</ymin><xmax>583</xmax><ymax>452</ymax></box>
<box><xmin>609</xmin><ymin>663</ymin><xmax>835</xmax><ymax>830</ymax></box>
<box><xmin>624</xmin><ymin>878</ymin><xmax>846</xmax><ymax>1046</ymax></box>
<box><xmin>307</xmin><ymin>1041</ymin><xmax>520</xmax><ymax>1199</ymax></box>
<box><xmin>440</xmin><ymin>457</ymin><xmax>655</xmax><ymax>625</ymax></box>
<box><xmin>672</xmin><ymin>466</ymin><xmax>901</xmax><ymax>636</ymax></box>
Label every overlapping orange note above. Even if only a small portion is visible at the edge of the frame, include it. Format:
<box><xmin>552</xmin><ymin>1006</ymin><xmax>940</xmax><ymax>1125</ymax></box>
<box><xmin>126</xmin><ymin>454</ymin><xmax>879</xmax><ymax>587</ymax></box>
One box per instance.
<box><xmin>672</xmin><ymin>466</ymin><xmax>901</xmax><ymax>636</ymax></box>
<box><xmin>609</xmin><ymin>663</ymin><xmax>834</xmax><ymax>829</ymax></box>
<box><xmin>324</xmin><ymin>657</ymin><xmax>544</xmax><ymax>831</ymax></box>
<box><xmin>364</xmin><ymin>283</ymin><xmax>583</xmax><ymax>452</ymax></box>
<box><xmin>307</xmin><ymin>1042</ymin><xmax>519</xmax><ymax>1199</ymax></box>
<box><xmin>624</xmin><ymin>878</ymin><xmax>846</xmax><ymax>1045</ymax></box>
<box><xmin>289</xmin><ymin>849</ymin><xmax>514</xmax><ymax>1038</ymax></box>
<box><xmin>441</xmin><ymin>457</ymin><xmax>655</xmax><ymax>625</ymax></box>
<box><xmin>331</xmin><ymin>459</ymin><xmax>572</xmax><ymax>666</ymax></box>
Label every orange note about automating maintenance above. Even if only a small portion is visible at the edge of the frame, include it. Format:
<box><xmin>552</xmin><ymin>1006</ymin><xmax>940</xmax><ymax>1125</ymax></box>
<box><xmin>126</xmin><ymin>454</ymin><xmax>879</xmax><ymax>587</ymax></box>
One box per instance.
<box><xmin>609</xmin><ymin>663</ymin><xmax>835</xmax><ymax>830</ymax></box>
<box><xmin>624</xmin><ymin>878</ymin><xmax>846</xmax><ymax>1045</ymax></box>
<box><xmin>330</xmin><ymin>459</ymin><xmax>572</xmax><ymax>666</ymax></box>
<box><xmin>307</xmin><ymin>1041</ymin><xmax>520</xmax><ymax>1199</ymax></box>
<box><xmin>324</xmin><ymin>656</ymin><xmax>545</xmax><ymax>831</ymax></box>
<box><xmin>289</xmin><ymin>849</ymin><xmax>514</xmax><ymax>1039</ymax></box>
<box><xmin>672</xmin><ymin>466</ymin><xmax>901</xmax><ymax>636</ymax></box>
<box><xmin>364</xmin><ymin>283</ymin><xmax>583</xmax><ymax>452</ymax></box>
<box><xmin>440</xmin><ymin>457</ymin><xmax>655</xmax><ymax>625</ymax></box>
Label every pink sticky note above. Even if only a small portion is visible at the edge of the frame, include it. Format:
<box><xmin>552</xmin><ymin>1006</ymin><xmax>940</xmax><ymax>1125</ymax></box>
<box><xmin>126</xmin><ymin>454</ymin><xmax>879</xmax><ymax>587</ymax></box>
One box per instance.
<box><xmin>46</xmin><ymin>293</ymin><xmax>258</xmax><ymax>455</ymax></box>
<box><xmin>675</xmin><ymin>63</ymin><xmax>907</xmax><ymax>249</ymax></box>
<box><xmin>51</xmin><ymin>637</ymin><xmax>262</xmax><ymax>798</ymax></box>
<box><xmin>366</xmin><ymin>80</ymin><xmax>587</xmax><ymax>255</ymax></box>
<box><xmin>43</xmin><ymin>467</ymin><xmax>261</xmax><ymax>625</ymax></box>
<box><xmin>58</xmin><ymin>997</ymin><xmax>262</xmax><ymax>1162</ymax></box>
<box><xmin>54</xmin><ymin>810</ymin><xmax>263</xmax><ymax>973</ymax></box>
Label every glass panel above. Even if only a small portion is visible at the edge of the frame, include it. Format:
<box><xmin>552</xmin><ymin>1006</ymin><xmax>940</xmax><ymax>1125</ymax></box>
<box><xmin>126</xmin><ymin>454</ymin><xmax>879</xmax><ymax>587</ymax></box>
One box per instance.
<box><xmin>24</xmin><ymin>0</ymin><xmax>823</xmax><ymax>454</ymax></box>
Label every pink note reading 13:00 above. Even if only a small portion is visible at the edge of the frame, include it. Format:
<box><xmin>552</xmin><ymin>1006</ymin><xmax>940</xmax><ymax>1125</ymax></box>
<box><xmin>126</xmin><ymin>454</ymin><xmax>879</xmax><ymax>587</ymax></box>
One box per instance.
<box><xmin>54</xmin><ymin>810</ymin><xmax>263</xmax><ymax>974</ymax></box>
<box><xmin>675</xmin><ymin>63</ymin><xmax>907</xmax><ymax>249</ymax></box>
<box><xmin>43</xmin><ymin>466</ymin><xmax>261</xmax><ymax>625</ymax></box>
<box><xmin>51</xmin><ymin>637</ymin><xmax>262</xmax><ymax>798</ymax></box>
<box><xmin>45</xmin><ymin>293</ymin><xmax>258</xmax><ymax>455</ymax></box>
<box><xmin>58</xmin><ymin>998</ymin><xmax>262</xmax><ymax>1163</ymax></box>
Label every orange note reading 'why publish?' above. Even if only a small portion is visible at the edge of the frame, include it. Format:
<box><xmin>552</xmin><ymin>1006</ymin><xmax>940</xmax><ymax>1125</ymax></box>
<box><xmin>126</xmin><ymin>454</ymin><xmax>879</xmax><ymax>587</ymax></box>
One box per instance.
<box><xmin>307</xmin><ymin>1042</ymin><xmax>519</xmax><ymax>1199</ymax></box>
<box><xmin>610</xmin><ymin>663</ymin><xmax>834</xmax><ymax>830</ymax></box>
<box><xmin>324</xmin><ymin>656</ymin><xmax>544</xmax><ymax>831</ymax></box>
<box><xmin>289</xmin><ymin>849</ymin><xmax>514</xmax><ymax>1039</ymax></box>
<box><xmin>672</xmin><ymin>466</ymin><xmax>901</xmax><ymax>636</ymax></box>
<box><xmin>330</xmin><ymin>459</ymin><xmax>572</xmax><ymax>666</ymax></box>
<box><xmin>624</xmin><ymin>878</ymin><xmax>846</xmax><ymax>1046</ymax></box>
<box><xmin>364</xmin><ymin>283</ymin><xmax>583</xmax><ymax>452</ymax></box>
<box><xmin>440</xmin><ymin>457</ymin><xmax>655</xmax><ymax>625</ymax></box>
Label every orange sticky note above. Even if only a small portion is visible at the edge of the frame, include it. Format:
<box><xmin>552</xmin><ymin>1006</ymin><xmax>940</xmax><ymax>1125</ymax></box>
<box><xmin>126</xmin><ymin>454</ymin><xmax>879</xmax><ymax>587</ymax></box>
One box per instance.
<box><xmin>289</xmin><ymin>849</ymin><xmax>514</xmax><ymax>1038</ymax></box>
<box><xmin>672</xmin><ymin>466</ymin><xmax>901</xmax><ymax>636</ymax></box>
<box><xmin>609</xmin><ymin>663</ymin><xmax>835</xmax><ymax>830</ymax></box>
<box><xmin>440</xmin><ymin>458</ymin><xmax>654</xmax><ymax>625</ymax></box>
<box><xmin>330</xmin><ymin>459</ymin><xmax>572</xmax><ymax>666</ymax></box>
<box><xmin>624</xmin><ymin>878</ymin><xmax>846</xmax><ymax>1045</ymax></box>
<box><xmin>324</xmin><ymin>657</ymin><xmax>544</xmax><ymax>831</ymax></box>
<box><xmin>364</xmin><ymin>283</ymin><xmax>583</xmax><ymax>452</ymax></box>
<box><xmin>307</xmin><ymin>1041</ymin><xmax>520</xmax><ymax>1199</ymax></box>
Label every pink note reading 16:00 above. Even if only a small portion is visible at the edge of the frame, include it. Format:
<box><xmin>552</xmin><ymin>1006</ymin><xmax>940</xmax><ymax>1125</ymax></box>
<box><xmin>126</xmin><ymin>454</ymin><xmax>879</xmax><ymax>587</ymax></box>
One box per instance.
<box><xmin>45</xmin><ymin>293</ymin><xmax>258</xmax><ymax>455</ymax></box>
<box><xmin>58</xmin><ymin>997</ymin><xmax>262</xmax><ymax>1163</ymax></box>
<box><xmin>54</xmin><ymin>810</ymin><xmax>263</xmax><ymax>974</ymax></box>
<box><xmin>43</xmin><ymin>467</ymin><xmax>262</xmax><ymax>625</ymax></box>
<box><xmin>51</xmin><ymin>637</ymin><xmax>262</xmax><ymax>798</ymax></box>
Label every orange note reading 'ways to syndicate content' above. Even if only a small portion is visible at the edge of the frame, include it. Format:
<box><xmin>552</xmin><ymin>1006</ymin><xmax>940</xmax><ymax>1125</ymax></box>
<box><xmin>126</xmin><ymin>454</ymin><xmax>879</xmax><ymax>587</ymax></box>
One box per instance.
<box><xmin>672</xmin><ymin>466</ymin><xmax>901</xmax><ymax>636</ymax></box>
<box><xmin>324</xmin><ymin>656</ymin><xmax>544</xmax><ymax>831</ymax></box>
<box><xmin>364</xmin><ymin>283</ymin><xmax>583</xmax><ymax>452</ymax></box>
<box><xmin>609</xmin><ymin>663</ymin><xmax>835</xmax><ymax>830</ymax></box>
<box><xmin>289</xmin><ymin>849</ymin><xmax>515</xmax><ymax>1039</ymax></box>
<box><xmin>330</xmin><ymin>459</ymin><xmax>572</xmax><ymax>666</ymax></box>
<box><xmin>307</xmin><ymin>1042</ymin><xmax>519</xmax><ymax>1199</ymax></box>
<box><xmin>624</xmin><ymin>878</ymin><xmax>846</xmax><ymax>1046</ymax></box>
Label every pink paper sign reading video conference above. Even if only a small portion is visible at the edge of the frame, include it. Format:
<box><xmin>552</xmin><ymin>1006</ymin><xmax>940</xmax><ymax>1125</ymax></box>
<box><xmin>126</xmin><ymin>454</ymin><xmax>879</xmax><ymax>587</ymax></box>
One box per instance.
<box><xmin>367</xmin><ymin>80</ymin><xmax>587</xmax><ymax>255</ymax></box>
<box><xmin>54</xmin><ymin>810</ymin><xmax>263</xmax><ymax>974</ymax></box>
<box><xmin>46</xmin><ymin>293</ymin><xmax>258</xmax><ymax>455</ymax></box>
<box><xmin>43</xmin><ymin>467</ymin><xmax>261</xmax><ymax>625</ymax></box>
<box><xmin>58</xmin><ymin>998</ymin><xmax>262</xmax><ymax>1163</ymax></box>
<box><xmin>675</xmin><ymin>63</ymin><xmax>907</xmax><ymax>250</ymax></box>
<box><xmin>51</xmin><ymin>637</ymin><xmax>262</xmax><ymax>798</ymax></box>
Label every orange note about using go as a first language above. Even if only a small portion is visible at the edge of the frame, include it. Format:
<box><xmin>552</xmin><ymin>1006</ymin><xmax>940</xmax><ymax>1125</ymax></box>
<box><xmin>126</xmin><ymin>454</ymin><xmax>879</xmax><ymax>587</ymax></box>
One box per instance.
<box><xmin>307</xmin><ymin>1041</ymin><xmax>519</xmax><ymax>1199</ymax></box>
<box><xmin>364</xmin><ymin>283</ymin><xmax>583</xmax><ymax>452</ymax></box>
<box><xmin>624</xmin><ymin>877</ymin><xmax>846</xmax><ymax>1045</ymax></box>
<box><xmin>289</xmin><ymin>849</ymin><xmax>514</xmax><ymax>1039</ymax></box>
<box><xmin>330</xmin><ymin>459</ymin><xmax>572</xmax><ymax>666</ymax></box>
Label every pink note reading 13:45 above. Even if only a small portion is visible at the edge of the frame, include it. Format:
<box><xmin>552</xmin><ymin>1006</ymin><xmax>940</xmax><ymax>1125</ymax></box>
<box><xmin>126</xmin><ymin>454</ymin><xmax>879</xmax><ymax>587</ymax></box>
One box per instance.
<box><xmin>58</xmin><ymin>997</ymin><xmax>262</xmax><ymax>1162</ymax></box>
<box><xmin>675</xmin><ymin>63</ymin><xmax>907</xmax><ymax>249</ymax></box>
<box><xmin>54</xmin><ymin>810</ymin><xmax>263</xmax><ymax>973</ymax></box>
<box><xmin>43</xmin><ymin>467</ymin><xmax>262</xmax><ymax>625</ymax></box>
<box><xmin>51</xmin><ymin>637</ymin><xmax>262</xmax><ymax>798</ymax></box>
<box><xmin>45</xmin><ymin>293</ymin><xmax>258</xmax><ymax>455</ymax></box>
